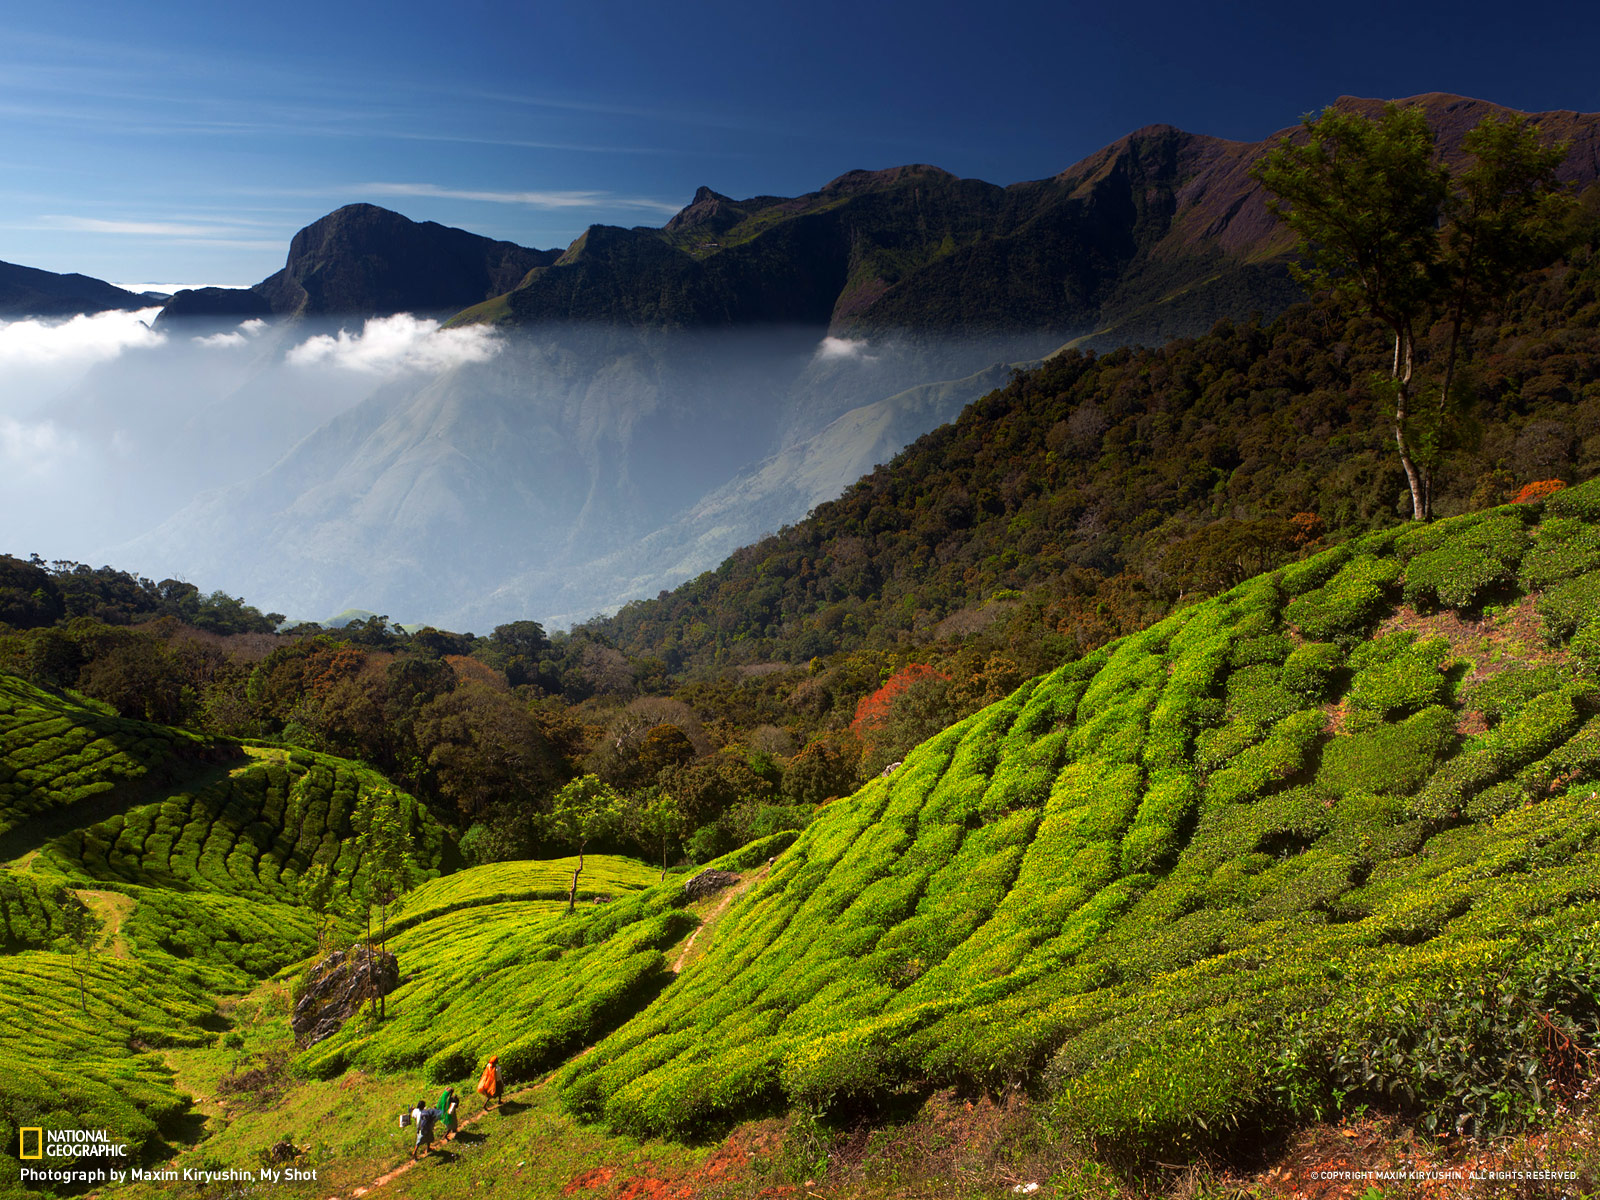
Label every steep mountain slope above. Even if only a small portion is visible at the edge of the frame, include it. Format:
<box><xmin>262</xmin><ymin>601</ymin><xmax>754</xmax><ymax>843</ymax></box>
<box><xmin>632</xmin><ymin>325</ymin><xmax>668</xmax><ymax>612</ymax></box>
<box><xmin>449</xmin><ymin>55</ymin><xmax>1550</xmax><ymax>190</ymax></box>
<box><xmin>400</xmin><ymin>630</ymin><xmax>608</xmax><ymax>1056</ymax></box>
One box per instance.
<box><xmin>0</xmin><ymin>259</ymin><xmax>149</xmax><ymax>317</ymax></box>
<box><xmin>121</xmin><ymin>328</ymin><xmax>1053</xmax><ymax>628</ymax></box>
<box><xmin>483</xmin><ymin>94</ymin><xmax>1600</xmax><ymax>343</ymax></box>
<box><xmin>157</xmin><ymin>204</ymin><xmax>559</xmax><ymax>321</ymax></box>
<box><xmin>585</xmin><ymin>235</ymin><xmax>1600</xmax><ymax>670</ymax></box>
<box><xmin>560</xmin><ymin>486</ymin><xmax>1600</xmax><ymax>1151</ymax></box>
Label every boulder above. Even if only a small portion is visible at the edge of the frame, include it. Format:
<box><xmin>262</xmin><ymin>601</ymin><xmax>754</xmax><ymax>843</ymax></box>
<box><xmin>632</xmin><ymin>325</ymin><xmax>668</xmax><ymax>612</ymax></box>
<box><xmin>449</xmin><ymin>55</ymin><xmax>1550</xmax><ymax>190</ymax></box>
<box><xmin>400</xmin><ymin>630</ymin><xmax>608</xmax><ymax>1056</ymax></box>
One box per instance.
<box><xmin>291</xmin><ymin>946</ymin><xmax>399</xmax><ymax>1047</ymax></box>
<box><xmin>683</xmin><ymin>869</ymin><xmax>740</xmax><ymax>902</ymax></box>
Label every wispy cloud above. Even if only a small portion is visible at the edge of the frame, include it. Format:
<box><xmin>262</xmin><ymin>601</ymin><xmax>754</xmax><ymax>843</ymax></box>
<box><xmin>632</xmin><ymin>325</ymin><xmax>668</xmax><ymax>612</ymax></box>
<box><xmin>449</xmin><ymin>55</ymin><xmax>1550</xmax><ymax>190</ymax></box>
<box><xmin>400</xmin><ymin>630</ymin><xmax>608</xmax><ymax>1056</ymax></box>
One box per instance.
<box><xmin>29</xmin><ymin>215</ymin><xmax>282</xmax><ymax>249</ymax></box>
<box><xmin>286</xmin><ymin>313</ymin><xmax>502</xmax><ymax>375</ymax></box>
<box><xmin>815</xmin><ymin>336</ymin><xmax>876</xmax><ymax>361</ymax></box>
<box><xmin>40</xmin><ymin>216</ymin><xmax>256</xmax><ymax>236</ymax></box>
<box><xmin>358</xmin><ymin>182</ymin><xmax>681</xmax><ymax>215</ymax></box>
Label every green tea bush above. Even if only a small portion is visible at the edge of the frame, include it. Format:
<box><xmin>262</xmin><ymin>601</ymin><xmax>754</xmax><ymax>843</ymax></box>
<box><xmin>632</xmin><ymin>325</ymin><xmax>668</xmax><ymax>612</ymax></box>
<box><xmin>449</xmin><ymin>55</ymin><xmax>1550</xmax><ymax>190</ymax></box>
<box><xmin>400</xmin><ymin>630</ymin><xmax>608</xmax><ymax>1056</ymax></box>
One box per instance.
<box><xmin>1400</xmin><ymin>510</ymin><xmax>1531</xmax><ymax>611</ymax></box>
<box><xmin>1345</xmin><ymin>636</ymin><xmax>1450</xmax><ymax>720</ymax></box>
<box><xmin>1544</xmin><ymin>474</ymin><xmax>1600</xmax><ymax>521</ymax></box>
<box><xmin>1411</xmin><ymin>688</ymin><xmax>1585</xmax><ymax>821</ymax></box>
<box><xmin>1284</xmin><ymin>556</ymin><xmax>1401</xmax><ymax>639</ymax></box>
<box><xmin>1465</xmin><ymin>665</ymin><xmax>1575</xmax><ymax>726</ymax></box>
<box><xmin>1278</xmin><ymin>543</ymin><xmax>1352</xmax><ymax>597</ymax></box>
<box><xmin>1537</xmin><ymin>570</ymin><xmax>1600</xmax><ymax>642</ymax></box>
<box><xmin>1205</xmin><ymin>710</ymin><xmax>1326</xmax><ymax>805</ymax></box>
<box><xmin>1317</xmin><ymin>706</ymin><xmax>1456</xmax><ymax>798</ymax></box>
<box><xmin>43</xmin><ymin>753</ymin><xmax>448</xmax><ymax>912</ymax></box>
<box><xmin>1280</xmin><ymin>642</ymin><xmax>1343</xmax><ymax>699</ymax></box>
<box><xmin>1519</xmin><ymin>516</ymin><xmax>1600</xmax><ymax>590</ymax></box>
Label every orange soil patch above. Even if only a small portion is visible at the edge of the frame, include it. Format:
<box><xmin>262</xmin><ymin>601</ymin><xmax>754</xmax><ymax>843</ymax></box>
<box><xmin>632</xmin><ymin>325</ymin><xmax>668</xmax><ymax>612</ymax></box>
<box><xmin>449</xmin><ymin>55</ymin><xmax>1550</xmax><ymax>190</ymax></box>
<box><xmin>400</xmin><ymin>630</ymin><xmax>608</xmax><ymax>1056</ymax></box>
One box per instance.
<box><xmin>576</xmin><ymin>1133</ymin><xmax>762</xmax><ymax>1200</ymax></box>
<box><xmin>563</xmin><ymin>1165</ymin><xmax>616</xmax><ymax>1193</ymax></box>
<box><xmin>1374</xmin><ymin>596</ymin><xmax>1559</xmax><ymax>689</ymax></box>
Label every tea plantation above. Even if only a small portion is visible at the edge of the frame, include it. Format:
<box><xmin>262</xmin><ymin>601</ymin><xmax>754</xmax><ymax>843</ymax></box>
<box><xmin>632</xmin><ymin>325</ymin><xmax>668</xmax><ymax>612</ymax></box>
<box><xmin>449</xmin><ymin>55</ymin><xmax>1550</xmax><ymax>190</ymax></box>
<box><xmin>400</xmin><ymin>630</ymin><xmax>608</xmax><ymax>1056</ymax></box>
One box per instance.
<box><xmin>559</xmin><ymin>485</ymin><xmax>1600</xmax><ymax>1154</ymax></box>
<box><xmin>0</xmin><ymin>679</ymin><xmax>455</xmax><ymax>1193</ymax></box>
<box><xmin>8</xmin><ymin>487</ymin><xmax>1600</xmax><ymax>1191</ymax></box>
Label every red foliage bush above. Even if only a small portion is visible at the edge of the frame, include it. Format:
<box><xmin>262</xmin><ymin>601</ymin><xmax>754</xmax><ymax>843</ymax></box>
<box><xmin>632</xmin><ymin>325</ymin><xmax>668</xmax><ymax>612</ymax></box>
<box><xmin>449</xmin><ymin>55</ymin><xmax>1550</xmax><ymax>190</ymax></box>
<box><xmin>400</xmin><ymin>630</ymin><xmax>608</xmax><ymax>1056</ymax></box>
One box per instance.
<box><xmin>851</xmin><ymin>663</ymin><xmax>950</xmax><ymax>743</ymax></box>
<box><xmin>1513</xmin><ymin>479</ymin><xmax>1567</xmax><ymax>504</ymax></box>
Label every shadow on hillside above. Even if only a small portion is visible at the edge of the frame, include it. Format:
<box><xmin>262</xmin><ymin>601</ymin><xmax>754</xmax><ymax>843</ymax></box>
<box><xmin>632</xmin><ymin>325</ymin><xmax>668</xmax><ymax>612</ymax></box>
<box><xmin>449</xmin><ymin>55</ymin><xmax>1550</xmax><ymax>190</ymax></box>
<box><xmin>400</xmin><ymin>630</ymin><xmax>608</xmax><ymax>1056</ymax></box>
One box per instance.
<box><xmin>0</xmin><ymin>748</ymin><xmax>247</xmax><ymax>867</ymax></box>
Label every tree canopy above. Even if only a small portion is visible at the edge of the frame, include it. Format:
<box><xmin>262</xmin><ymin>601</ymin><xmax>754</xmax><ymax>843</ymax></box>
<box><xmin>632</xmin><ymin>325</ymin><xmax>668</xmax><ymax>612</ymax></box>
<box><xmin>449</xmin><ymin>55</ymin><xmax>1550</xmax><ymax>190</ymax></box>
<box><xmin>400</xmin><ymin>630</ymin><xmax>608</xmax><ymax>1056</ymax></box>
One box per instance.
<box><xmin>1254</xmin><ymin>103</ymin><xmax>1572</xmax><ymax>519</ymax></box>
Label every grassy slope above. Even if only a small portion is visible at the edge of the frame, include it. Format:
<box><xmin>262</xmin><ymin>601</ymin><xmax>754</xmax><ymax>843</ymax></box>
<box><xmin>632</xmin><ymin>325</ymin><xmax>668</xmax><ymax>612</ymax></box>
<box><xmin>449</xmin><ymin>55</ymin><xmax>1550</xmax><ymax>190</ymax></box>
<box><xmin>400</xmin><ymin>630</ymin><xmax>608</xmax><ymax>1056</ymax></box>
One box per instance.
<box><xmin>559</xmin><ymin>483</ymin><xmax>1600</xmax><ymax>1151</ymax></box>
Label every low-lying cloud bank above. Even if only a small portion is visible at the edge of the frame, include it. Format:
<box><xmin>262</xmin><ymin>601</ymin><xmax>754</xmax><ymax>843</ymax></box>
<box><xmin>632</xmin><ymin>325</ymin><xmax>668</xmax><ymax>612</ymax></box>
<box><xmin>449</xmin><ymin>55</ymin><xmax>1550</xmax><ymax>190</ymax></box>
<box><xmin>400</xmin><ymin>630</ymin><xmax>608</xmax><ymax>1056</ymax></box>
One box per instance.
<box><xmin>0</xmin><ymin>306</ymin><xmax>164</xmax><ymax>368</ymax></box>
<box><xmin>0</xmin><ymin>307</ymin><xmax>502</xmax><ymax>563</ymax></box>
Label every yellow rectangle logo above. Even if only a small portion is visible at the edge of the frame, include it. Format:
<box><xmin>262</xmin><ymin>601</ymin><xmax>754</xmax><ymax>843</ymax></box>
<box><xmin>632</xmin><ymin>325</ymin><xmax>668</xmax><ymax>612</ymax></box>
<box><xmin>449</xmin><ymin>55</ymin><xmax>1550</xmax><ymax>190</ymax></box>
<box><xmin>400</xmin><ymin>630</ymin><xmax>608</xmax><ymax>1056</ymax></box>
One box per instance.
<box><xmin>19</xmin><ymin>1128</ymin><xmax>42</xmax><ymax>1159</ymax></box>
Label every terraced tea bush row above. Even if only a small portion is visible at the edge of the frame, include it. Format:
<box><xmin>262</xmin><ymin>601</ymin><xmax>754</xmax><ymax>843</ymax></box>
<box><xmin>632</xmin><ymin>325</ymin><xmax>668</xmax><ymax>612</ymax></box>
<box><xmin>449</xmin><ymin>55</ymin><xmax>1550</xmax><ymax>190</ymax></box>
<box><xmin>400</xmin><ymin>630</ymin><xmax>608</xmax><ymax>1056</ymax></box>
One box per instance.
<box><xmin>555</xmin><ymin>502</ymin><xmax>1600</xmax><ymax>1153</ymax></box>
<box><xmin>291</xmin><ymin>842</ymin><xmax>796</xmax><ymax>1087</ymax></box>
<box><xmin>40</xmin><ymin>753</ymin><xmax>449</xmax><ymax>905</ymax></box>
<box><xmin>0</xmin><ymin>674</ymin><xmax>209</xmax><ymax>838</ymax></box>
<box><xmin>122</xmin><ymin>888</ymin><xmax>319</xmax><ymax>984</ymax></box>
<box><xmin>1397</xmin><ymin>508</ymin><xmax>1532</xmax><ymax>611</ymax></box>
<box><xmin>390</xmin><ymin>856</ymin><xmax>659</xmax><ymax>935</ymax></box>
<box><xmin>0</xmin><ymin>869</ymin><xmax>65</xmax><ymax>950</ymax></box>
<box><xmin>0</xmin><ymin>952</ymin><xmax>216</xmax><ymax>1193</ymax></box>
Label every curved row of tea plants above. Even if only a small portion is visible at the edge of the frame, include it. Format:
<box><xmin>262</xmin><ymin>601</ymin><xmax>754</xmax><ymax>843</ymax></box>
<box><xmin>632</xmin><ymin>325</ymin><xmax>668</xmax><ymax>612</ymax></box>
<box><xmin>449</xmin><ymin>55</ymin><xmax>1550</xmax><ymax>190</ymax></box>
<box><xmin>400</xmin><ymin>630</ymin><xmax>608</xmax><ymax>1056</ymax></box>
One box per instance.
<box><xmin>297</xmin><ymin>835</ymin><xmax>790</xmax><ymax>1090</ymax></box>
<box><xmin>390</xmin><ymin>854</ymin><xmax>660</xmax><ymax>935</ymax></box>
<box><xmin>38</xmin><ymin>750</ymin><xmax>449</xmax><ymax>905</ymax></box>
<box><xmin>0</xmin><ymin>674</ymin><xmax>211</xmax><ymax>839</ymax></box>
<box><xmin>558</xmin><ymin>484</ymin><xmax>1600</xmax><ymax>1153</ymax></box>
<box><xmin>0</xmin><ymin>678</ymin><xmax>460</xmax><ymax>1195</ymax></box>
<box><xmin>0</xmin><ymin>951</ymin><xmax>218</xmax><ymax>1191</ymax></box>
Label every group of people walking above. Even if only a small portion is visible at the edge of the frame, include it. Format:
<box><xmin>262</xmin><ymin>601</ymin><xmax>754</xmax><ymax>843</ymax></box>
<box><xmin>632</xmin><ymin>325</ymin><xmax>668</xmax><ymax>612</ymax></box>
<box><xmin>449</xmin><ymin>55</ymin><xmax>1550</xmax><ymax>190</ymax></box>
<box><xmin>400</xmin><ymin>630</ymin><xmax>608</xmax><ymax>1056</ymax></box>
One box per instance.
<box><xmin>406</xmin><ymin>1054</ymin><xmax>501</xmax><ymax>1161</ymax></box>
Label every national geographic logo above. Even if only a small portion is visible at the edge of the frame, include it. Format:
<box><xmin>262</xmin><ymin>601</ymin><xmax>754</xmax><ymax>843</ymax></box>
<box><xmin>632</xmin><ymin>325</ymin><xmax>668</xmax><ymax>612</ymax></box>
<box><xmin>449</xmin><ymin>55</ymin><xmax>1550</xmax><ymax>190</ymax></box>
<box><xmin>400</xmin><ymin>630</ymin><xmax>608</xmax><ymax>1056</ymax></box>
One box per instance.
<box><xmin>16</xmin><ymin>1127</ymin><xmax>128</xmax><ymax>1158</ymax></box>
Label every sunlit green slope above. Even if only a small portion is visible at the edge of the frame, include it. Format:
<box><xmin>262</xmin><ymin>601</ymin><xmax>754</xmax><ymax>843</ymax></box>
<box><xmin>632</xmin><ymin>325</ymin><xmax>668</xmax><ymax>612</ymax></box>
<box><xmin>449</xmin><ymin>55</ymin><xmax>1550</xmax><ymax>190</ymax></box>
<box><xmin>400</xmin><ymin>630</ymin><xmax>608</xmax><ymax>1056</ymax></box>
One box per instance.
<box><xmin>561</xmin><ymin>484</ymin><xmax>1600</xmax><ymax>1150</ymax></box>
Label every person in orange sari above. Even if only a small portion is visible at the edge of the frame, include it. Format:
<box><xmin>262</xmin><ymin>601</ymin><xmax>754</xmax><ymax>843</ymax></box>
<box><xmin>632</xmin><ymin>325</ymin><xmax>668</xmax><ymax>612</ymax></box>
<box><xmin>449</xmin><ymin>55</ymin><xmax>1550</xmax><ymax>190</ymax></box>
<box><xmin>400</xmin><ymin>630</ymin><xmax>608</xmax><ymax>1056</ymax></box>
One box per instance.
<box><xmin>475</xmin><ymin>1054</ymin><xmax>501</xmax><ymax>1109</ymax></box>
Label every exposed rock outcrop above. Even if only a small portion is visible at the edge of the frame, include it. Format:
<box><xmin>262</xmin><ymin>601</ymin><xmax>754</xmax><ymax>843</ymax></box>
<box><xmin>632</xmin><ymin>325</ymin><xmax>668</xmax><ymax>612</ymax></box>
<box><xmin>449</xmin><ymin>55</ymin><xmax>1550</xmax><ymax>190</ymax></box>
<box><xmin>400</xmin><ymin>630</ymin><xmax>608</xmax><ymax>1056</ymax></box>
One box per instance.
<box><xmin>291</xmin><ymin>946</ymin><xmax>399</xmax><ymax>1047</ymax></box>
<box><xmin>683</xmin><ymin>869</ymin><xmax>741</xmax><ymax>902</ymax></box>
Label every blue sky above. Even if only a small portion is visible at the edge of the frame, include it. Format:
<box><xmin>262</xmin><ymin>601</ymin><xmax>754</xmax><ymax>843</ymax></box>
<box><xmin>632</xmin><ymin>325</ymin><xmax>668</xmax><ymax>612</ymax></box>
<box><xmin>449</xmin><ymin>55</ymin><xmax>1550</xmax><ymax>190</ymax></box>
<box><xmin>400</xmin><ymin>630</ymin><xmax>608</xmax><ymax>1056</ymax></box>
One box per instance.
<box><xmin>3</xmin><ymin>0</ymin><xmax>1598</xmax><ymax>289</ymax></box>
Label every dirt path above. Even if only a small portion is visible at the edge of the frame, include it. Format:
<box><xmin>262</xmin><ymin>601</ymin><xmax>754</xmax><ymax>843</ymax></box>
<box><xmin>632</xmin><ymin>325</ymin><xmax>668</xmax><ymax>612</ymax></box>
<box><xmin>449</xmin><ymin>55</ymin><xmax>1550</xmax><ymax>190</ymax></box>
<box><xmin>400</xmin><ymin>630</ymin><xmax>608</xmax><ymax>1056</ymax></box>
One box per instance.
<box><xmin>336</xmin><ymin>1080</ymin><xmax>545</xmax><ymax>1199</ymax></box>
<box><xmin>76</xmin><ymin>889</ymin><xmax>135</xmax><ymax>958</ymax></box>
<box><xmin>671</xmin><ymin>863</ymin><xmax>770</xmax><ymax>975</ymax></box>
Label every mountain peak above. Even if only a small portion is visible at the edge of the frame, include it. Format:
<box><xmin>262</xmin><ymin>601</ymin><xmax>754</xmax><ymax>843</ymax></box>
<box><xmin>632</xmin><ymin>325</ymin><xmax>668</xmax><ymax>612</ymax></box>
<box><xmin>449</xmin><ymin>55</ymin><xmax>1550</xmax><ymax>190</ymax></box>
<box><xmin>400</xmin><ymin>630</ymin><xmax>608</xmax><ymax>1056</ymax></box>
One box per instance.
<box><xmin>247</xmin><ymin>205</ymin><xmax>558</xmax><ymax>318</ymax></box>
<box><xmin>665</xmin><ymin>186</ymin><xmax>740</xmax><ymax>233</ymax></box>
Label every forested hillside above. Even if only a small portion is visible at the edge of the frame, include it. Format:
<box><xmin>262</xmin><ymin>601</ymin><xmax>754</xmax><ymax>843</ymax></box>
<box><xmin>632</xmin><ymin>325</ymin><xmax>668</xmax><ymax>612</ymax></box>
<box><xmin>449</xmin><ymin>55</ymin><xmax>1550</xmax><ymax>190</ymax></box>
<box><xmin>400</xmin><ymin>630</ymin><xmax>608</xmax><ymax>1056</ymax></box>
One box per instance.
<box><xmin>587</xmin><ymin>225</ymin><xmax>1600</xmax><ymax>674</ymax></box>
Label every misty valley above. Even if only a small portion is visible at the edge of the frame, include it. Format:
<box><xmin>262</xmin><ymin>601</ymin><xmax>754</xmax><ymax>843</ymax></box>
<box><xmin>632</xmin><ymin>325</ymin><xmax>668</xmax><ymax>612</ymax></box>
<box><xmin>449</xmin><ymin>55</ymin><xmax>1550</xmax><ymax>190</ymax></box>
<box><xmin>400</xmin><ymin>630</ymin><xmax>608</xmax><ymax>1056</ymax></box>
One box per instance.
<box><xmin>3</xmin><ymin>307</ymin><xmax>1053</xmax><ymax>630</ymax></box>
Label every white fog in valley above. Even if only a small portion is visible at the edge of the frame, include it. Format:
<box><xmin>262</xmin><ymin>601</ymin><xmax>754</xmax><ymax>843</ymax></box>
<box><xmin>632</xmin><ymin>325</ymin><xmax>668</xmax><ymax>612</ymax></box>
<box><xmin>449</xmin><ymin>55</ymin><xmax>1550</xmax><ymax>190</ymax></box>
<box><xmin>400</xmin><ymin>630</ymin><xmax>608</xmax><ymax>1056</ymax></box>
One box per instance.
<box><xmin>0</xmin><ymin>309</ymin><xmax>1060</xmax><ymax>631</ymax></box>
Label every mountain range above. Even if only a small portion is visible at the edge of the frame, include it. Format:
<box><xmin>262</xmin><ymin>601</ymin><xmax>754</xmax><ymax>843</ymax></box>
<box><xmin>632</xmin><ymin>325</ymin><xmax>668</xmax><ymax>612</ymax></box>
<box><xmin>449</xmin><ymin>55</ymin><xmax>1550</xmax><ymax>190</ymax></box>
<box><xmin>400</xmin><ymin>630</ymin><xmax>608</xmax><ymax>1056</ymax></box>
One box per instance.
<box><xmin>11</xmin><ymin>93</ymin><xmax>1600</xmax><ymax>630</ymax></box>
<box><xmin>0</xmin><ymin>259</ymin><xmax>155</xmax><ymax>317</ymax></box>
